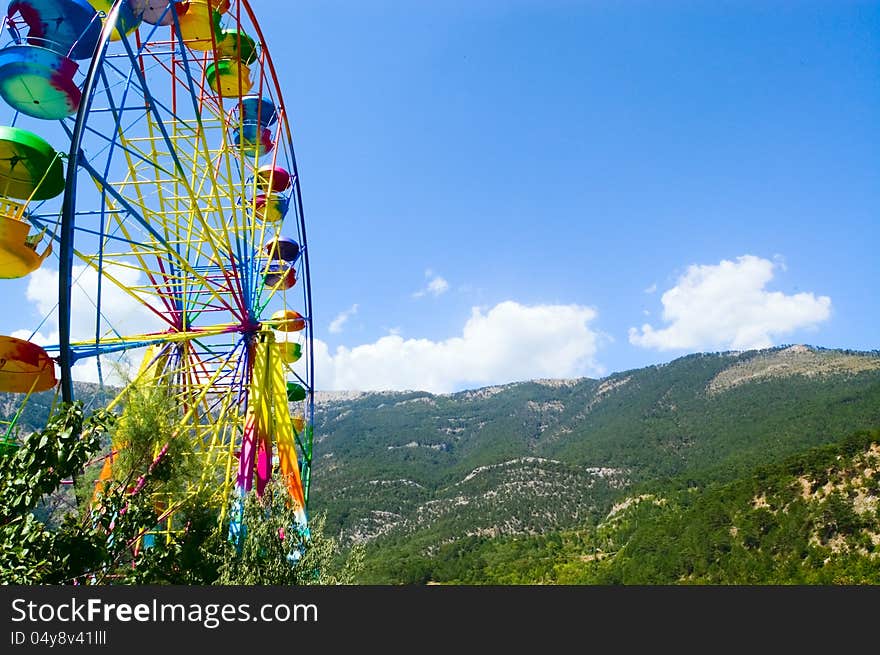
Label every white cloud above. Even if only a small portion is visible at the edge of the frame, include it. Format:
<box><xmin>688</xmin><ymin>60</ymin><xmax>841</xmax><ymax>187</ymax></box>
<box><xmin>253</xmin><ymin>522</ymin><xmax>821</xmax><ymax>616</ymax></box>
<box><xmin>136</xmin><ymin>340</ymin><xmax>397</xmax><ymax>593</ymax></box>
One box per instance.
<box><xmin>629</xmin><ymin>255</ymin><xmax>831</xmax><ymax>351</ymax></box>
<box><xmin>644</xmin><ymin>283</ymin><xmax>657</xmax><ymax>294</ymax></box>
<box><xmin>328</xmin><ymin>303</ymin><xmax>359</xmax><ymax>334</ymax></box>
<box><xmin>68</xmin><ymin>349</ymin><xmax>146</xmax><ymax>385</ymax></box>
<box><xmin>413</xmin><ymin>270</ymin><xmax>450</xmax><ymax>298</ymax></box>
<box><xmin>15</xmin><ymin>265</ymin><xmax>166</xmax><ymax>384</ymax></box>
<box><xmin>313</xmin><ymin>300</ymin><xmax>604</xmax><ymax>393</ymax></box>
<box><xmin>428</xmin><ymin>277</ymin><xmax>449</xmax><ymax>295</ymax></box>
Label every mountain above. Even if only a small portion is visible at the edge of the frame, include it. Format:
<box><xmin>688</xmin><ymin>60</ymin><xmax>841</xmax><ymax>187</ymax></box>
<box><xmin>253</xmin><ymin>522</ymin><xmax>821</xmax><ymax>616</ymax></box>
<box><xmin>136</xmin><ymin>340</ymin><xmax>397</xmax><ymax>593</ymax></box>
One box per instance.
<box><xmin>580</xmin><ymin>428</ymin><xmax>880</xmax><ymax>584</ymax></box>
<box><xmin>396</xmin><ymin>428</ymin><xmax>880</xmax><ymax>584</ymax></box>
<box><xmin>1</xmin><ymin>382</ymin><xmax>109</xmax><ymax>449</ymax></box>
<box><xmin>305</xmin><ymin>345</ymin><xmax>880</xmax><ymax>581</ymax></box>
<box><xmin>3</xmin><ymin>344</ymin><xmax>879</xmax><ymax>583</ymax></box>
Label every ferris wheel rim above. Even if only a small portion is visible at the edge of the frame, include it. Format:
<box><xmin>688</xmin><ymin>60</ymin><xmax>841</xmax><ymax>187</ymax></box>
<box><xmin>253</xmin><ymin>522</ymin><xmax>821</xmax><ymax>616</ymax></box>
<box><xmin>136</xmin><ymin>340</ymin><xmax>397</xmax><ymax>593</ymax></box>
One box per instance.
<box><xmin>56</xmin><ymin>0</ymin><xmax>315</xmax><ymax>412</ymax></box>
<box><xmin>239</xmin><ymin>0</ymin><xmax>315</xmax><ymax>443</ymax></box>
<box><xmin>42</xmin><ymin>0</ymin><xmax>316</xmax><ymax>510</ymax></box>
<box><xmin>57</xmin><ymin>0</ymin><xmax>126</xmax><ymax>405</ymax></box>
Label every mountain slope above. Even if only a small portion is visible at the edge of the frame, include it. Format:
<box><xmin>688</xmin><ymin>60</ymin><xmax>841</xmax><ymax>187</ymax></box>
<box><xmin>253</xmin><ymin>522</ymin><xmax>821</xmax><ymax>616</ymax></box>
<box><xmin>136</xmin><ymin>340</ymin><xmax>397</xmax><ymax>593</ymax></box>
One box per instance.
<box><xmin>4</xmin><ymin>344</ymin><xmax>879</xmax><ymax>583</ymax></box>
<box><xmin>584</xmin><ymin>430</ymin><xmax>880</xmax><ymax>584</ymax></box>
<box><xmin>407</xmin><ymin>428</ymin><xmax>880</xmax><ymax>585</ymax></box>
<box><xmin>311</xmin><ymin>346</ymin><xmax>880</xmax><ymax>560</ymax></box>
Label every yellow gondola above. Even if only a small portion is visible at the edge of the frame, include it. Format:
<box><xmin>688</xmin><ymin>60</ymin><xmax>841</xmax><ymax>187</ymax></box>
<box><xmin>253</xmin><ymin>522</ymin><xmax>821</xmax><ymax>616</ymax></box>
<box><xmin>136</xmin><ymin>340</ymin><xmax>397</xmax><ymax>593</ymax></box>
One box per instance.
<box><xmin>0</xmin><ymin>199</ymin><xmax>51</xmax><ymax>278</ymax></box>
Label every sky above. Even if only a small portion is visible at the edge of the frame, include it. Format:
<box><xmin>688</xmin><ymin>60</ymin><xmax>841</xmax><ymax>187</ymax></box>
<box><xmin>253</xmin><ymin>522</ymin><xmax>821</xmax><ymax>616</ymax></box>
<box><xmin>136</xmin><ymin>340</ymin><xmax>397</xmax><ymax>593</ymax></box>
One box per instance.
<box><xmin>3</xmin><ymin>1</ymin><xmax>879</xmax><ymax>393</ymax></box>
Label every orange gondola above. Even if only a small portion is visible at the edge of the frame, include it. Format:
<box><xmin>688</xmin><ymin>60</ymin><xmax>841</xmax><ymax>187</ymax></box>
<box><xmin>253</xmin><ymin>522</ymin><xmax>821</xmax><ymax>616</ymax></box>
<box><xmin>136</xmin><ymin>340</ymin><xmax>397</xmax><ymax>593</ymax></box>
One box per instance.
<box><xmin>0</xmin><ymin>334</ymin><xmax>56</xmax><ymax>393</ymax></box>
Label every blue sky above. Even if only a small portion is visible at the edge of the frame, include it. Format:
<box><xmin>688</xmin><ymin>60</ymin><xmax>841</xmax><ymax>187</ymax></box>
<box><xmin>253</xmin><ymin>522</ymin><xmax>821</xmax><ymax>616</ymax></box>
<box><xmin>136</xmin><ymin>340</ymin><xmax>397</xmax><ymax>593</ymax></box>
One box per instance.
<box><xmin>3</xmin><ymin>1</ymin><xmax>878</xmax><ymax>392</ymax></box>
<box><xmin>270</xmin><ymin>0</ymin><xmax>879</xmax><ymax>390</ymax></box>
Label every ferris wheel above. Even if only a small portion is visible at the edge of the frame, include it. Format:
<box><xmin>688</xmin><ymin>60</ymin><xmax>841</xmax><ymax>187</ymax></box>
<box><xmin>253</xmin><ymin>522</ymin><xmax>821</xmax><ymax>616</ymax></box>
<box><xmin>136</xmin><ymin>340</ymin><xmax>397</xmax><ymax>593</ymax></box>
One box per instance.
<box><xmin>0</xmin><ymin>0</ymin><xmax>314</xmax><ymax>535</ymax></box>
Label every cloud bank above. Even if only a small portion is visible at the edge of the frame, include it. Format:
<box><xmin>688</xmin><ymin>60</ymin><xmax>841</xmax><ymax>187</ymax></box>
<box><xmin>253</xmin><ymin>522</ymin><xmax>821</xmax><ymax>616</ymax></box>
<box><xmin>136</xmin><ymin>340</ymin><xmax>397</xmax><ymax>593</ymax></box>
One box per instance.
<box><xmin>629</xmin><ymin>255</ymin><xmax>831</xmax><ymax>351</ymax></box>
<box><xmin>314</xmin><ymin>301</ymin><xmax>604</xmax><ymax>392</ymax></box>
<box><xmin>13</xmin><ymin>265</ymin><xmax>165</xmax><ymax>384</ymax></box>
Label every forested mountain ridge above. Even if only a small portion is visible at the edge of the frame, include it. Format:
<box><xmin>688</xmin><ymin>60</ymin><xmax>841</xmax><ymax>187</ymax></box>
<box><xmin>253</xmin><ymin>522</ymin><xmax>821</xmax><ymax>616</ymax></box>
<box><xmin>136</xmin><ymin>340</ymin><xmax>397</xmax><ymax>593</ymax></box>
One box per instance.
<box><xmin>3</xmin><ymin>344</ymin><xmax>879</xmax><ymax>583</ymax></box>
<box><xmin>305</xmin><ymin>345</ymin><xmax>880</xmax><ymax>581</ymax></box>
<box><xmin>585</xmin><ymin>431</ymin><xmax>880</xmax><ymax>584</ymax></box>
<box><xmin>397</xmin><ymin>429</ymin><xmax>880</xmax><ymax>584</ymax></box>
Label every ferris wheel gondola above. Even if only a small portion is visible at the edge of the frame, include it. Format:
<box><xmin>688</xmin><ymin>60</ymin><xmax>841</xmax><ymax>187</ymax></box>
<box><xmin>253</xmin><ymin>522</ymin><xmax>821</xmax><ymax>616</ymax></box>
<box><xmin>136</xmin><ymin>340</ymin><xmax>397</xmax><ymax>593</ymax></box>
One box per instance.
<box><xmin>0</xmin><ymin>0</ymin><xmax>315</xmax><ymax>542</ymax></box>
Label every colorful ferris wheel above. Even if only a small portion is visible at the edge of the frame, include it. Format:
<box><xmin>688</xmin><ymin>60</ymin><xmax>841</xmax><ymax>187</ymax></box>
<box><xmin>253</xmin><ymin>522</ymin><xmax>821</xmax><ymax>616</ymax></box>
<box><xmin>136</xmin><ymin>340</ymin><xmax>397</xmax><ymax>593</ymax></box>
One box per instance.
<box><xmin>0</xmin><ymin>0</ymin><xmax>314</xmax><ymax>534</ymax></box>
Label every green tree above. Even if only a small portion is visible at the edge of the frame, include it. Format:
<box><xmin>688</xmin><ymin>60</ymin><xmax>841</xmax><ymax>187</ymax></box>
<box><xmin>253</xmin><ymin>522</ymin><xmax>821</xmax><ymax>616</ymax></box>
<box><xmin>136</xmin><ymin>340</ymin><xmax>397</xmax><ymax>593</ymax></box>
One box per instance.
<box><xmin>1</xmin><ymin>402</ymin><xmax>361</xmax><ymax>585</ymax></box>
<box><xmin>215</xmin><ymin>481</ymin><xmax>363</xmax><ymax>585</ymax></box>
<box><xmin>0</xmin><ymin>402</ymin><xmax>112</xmax><ymax>583</ymax></box>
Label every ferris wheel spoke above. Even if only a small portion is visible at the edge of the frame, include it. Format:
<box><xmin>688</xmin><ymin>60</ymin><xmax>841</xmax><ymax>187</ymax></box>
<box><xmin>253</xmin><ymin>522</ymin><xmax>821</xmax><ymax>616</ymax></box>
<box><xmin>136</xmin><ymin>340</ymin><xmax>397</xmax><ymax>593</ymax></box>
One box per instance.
<box><xmin>29</xmin><ymin>214</ymin><xmax>164</xmax><ymax>252</ymax></box>
<box><xmin>0</xmin><ymin>1</ymin><xmax>316</xmax><ymax>543</ymax></box>
<box><xmin>74</xmin><ymin>157</ymin><xmax>246</xmax><ymax>321</ymax></box>
<box><xmin>61</xmin><ymin>114</ymin><xmax>179</xmax><ymax>180</ymax></box>
<box><xmin>84</xmin><ymin>85</ymin><xmax>242</xmax><ymax>318</ymax></box>
<box><xmin>115</xmin><ymin>37</ymin><xmax>245</xmax><ymax>288</ymax></box>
